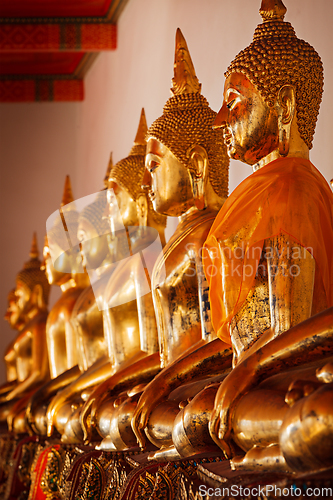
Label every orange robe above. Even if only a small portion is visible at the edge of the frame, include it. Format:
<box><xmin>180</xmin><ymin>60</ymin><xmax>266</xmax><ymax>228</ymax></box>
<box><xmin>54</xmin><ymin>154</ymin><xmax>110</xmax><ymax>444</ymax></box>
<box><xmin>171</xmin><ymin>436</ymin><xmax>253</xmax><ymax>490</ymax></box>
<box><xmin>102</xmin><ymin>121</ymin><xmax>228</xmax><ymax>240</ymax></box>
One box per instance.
<box><xmin>203</xmin><ymin>157</ymin><xmax>333</xmax><ymax>344</ymax></box>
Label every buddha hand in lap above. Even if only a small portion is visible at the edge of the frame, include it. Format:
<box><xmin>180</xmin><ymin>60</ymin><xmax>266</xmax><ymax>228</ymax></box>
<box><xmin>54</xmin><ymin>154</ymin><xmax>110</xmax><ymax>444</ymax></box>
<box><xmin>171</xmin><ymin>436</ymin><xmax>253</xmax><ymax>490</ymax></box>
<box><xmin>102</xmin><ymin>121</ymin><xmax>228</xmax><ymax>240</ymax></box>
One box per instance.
<box><xmin>204</xmin><ymin>0</ymin><xmax>333</xmax><ymax>472</ymax></box>
<box><xmin>131</xmin><ymin>29</ymin><xmax>232</xmax><ymax>459</ymax></box>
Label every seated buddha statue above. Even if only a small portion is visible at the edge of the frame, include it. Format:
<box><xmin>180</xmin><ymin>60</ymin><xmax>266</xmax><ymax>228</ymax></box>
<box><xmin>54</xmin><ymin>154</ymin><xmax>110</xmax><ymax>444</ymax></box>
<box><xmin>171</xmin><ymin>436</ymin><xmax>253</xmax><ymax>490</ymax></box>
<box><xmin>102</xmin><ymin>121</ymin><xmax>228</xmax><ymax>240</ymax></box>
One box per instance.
<box><xmin>0</xmin><ymin>234</ymin><xmax>51</xmax><ymax>432</ymax></box>
<box><xmin>45</xmin><ymin>176</ymin><xmax>89</xmax><ymax>378</ymax></box>
<box><xmin>205</xmin><ymin>0</ymin><xmax>333</xmax><ymax>472</ymax></box>
<box><xmin>46</xmin><ymin>109</ymin><xmax>167</xmax><ymax>445</ymax></box>
<box><xmin>26</xmin><ymin>177</ymin><xmax>90</xmax><ymax>435</ymax></box>
<box><xmin>101</xmin><ymin>29</ymin><xmax>233</xmax><ymax>457</ymax></box>
<box><xmin>27</xmin><ymin>161</ymin><xmax>117</xmax><ymax>443</ymax></box>
<box><xmin>133</xmin><ymin>0</ymin><xmax>333</xmax><ymax>471</ymax></box>
<box><xmin>46</xmin><ymin>181</ymin><xmax>120</xmax><ymax>441</ymax></box>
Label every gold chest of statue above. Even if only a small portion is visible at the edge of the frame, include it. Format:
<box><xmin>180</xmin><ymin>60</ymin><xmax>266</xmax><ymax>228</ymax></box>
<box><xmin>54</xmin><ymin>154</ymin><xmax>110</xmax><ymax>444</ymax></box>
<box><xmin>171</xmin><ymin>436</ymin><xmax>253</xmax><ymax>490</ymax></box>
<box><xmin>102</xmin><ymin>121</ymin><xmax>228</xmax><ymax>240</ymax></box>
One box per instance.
<box><xmin>153</xmin><ymin>211</ymin><xmax>218</xmax><ymax>367</ymax></box>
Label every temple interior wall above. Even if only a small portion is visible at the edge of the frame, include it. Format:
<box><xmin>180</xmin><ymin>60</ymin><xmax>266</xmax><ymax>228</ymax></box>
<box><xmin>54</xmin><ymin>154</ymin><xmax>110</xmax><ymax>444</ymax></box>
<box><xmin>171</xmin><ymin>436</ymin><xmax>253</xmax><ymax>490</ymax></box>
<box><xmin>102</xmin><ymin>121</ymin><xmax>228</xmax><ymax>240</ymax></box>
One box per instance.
<box><xmin>0</xmin><ymin>0</ymin><xmax>332</xmax><ymax>384</ymax></box>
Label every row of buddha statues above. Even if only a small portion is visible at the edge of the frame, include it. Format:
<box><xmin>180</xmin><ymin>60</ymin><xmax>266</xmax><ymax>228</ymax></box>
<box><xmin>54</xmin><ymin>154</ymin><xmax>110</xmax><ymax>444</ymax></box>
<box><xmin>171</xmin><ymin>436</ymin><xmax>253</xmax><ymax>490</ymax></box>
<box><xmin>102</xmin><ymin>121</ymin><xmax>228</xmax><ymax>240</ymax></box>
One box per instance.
<box><xmin>2</xmin><ymin>0</ymin><xmax>333</xmax><ymax>480</ymax></box>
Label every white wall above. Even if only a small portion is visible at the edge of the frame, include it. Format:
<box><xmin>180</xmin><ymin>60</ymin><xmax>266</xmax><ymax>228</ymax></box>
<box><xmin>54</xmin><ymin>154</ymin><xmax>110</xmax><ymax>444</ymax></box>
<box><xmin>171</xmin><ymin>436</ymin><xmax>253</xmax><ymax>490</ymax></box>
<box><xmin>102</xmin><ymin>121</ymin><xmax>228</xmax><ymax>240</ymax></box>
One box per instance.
<box><xmin>0</xmin><ymin>0</ymin><xmax>332</xmax><ymax>385</ymax></box>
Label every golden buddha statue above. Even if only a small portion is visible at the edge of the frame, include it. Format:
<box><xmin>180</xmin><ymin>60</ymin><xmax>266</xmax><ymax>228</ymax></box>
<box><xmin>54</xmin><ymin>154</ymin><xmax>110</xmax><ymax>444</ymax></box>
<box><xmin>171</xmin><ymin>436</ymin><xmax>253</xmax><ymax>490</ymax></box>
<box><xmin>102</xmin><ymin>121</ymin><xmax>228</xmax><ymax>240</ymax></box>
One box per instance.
<box><xmin>46</xmin><ymin>109</ymin><xmax>167</xmax><ymax>446</ymax></box>
<box><xmin>0</xmin><ymin>234</ymin><xmax>50</xmax><ymax>432</ymax></box>
<box><xmin>133</xmin><ymin>0</ymin><xmax>333</xmax><ymax>472</ymax></box>
<box><xmin>50</xmin><ymin>180</ymin><xmax>118</xmax><ymax>442</ymax></box>
<box><xmin>45</xmin><ymin>176</ymin><xmax>89</xmax><ymax>378</ymax></box>
<box><xmin>207</xmin><ymin>2</ymin><xmax>333</xmax><ymax>470</ymax></box>
<box><xmin>205</xmin><ymin>1</ymin><xmax>333</xmax><ymax>472</ymax></box>
<box><xmin>26</xmin><ymin>177</ymin><xmax>90</xmax><ymax>435</ymax></box>
<box><xmin>118</xmin><ymin>29</ymin><xmax>233</xmax><ymax>459</ymax></box>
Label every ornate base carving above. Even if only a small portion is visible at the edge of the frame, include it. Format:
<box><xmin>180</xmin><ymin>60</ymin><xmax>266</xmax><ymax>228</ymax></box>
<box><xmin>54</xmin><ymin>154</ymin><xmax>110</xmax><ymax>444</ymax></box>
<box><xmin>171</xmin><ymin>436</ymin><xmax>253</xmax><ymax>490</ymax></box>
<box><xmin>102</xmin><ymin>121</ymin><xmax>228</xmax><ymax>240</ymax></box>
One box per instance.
<box><xmin>2</xmin><ymin>434</ymin><xmax>40</xmax><ymax>500</ymax></box>
<box><xmin>0</xmin><ymin>433</ymin><xmax>331</xmax><ymax>500</ymax></box>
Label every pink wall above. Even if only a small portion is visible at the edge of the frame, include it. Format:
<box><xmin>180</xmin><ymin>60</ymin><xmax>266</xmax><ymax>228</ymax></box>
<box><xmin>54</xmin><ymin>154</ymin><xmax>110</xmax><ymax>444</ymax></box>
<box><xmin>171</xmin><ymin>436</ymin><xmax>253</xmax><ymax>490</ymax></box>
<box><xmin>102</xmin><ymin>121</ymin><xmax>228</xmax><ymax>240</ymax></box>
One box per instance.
<box><xmin>0</xmin><ymin>0</ymin><xmax>332</xmax><ymax>385</ymax></box>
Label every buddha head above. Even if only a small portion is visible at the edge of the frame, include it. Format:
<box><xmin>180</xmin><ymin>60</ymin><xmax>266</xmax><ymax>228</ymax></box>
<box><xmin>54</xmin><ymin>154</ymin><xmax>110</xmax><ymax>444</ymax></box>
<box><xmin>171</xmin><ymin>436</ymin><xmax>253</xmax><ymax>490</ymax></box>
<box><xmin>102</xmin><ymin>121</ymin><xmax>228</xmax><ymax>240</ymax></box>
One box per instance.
<box><xmin>15</xmin><ymin>233</ymin><xmax>50</xmax><ymax>320</ymax></box>
<box><xmin>77</xmin><ymin>191</ymin><xmax>110</xmax><ymax>270</ymax></box>
<box><xmin>108</xmin><ymin>109</ymin><xmax>166</xmax><ymax>233</ymax></box>
<box><xmin>46</xmin><ymin>176</ymin><xmax>81</xmax><ymax>277</ymax></box>
<box><xmin>145</xmin><ymin>28</ymin><xmax>229</xmax><ymax>217</ymax></box>
<box><xmin>214</xmin><ymin>0</ymin><xmax>323</xmax><ymax>166</ymax></box>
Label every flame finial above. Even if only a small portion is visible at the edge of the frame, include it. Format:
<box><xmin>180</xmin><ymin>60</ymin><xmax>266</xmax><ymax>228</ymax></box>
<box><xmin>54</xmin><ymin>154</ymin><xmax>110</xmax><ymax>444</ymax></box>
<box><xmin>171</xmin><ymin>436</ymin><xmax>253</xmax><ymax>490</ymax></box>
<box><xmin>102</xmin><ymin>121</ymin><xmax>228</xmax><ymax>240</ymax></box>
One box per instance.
<box><xmin>171</xmin><ymin>28</ymin><xmax>201</xmax><ymax>97</ymax></box>
<box><xmin>128</xmin><ymin>108</ymin><xmax>148</xmax><ymax>156</ymax></box>
<box><xmin>134</xmin><ymin>108</ymin><xmax>148</xmax><ymax>146</ymax></box>
<box><xmin>104</xmin><ymin>153</ymin><xmax>113</xmax><ymax>188</ymax></box>
<box><xmin>29</xmin><ymin>232</ymin><xmax>39</xmax><ymax>260</ymax></box>
<box><xmin>259</xmin><ymin>0</ymin><xmax>287</xmax><ymax>22</ymax></box>
<box><xmin>60</xmin><ymin>175</ymin><xmax>74</xmax><ymax>208</ymax></box>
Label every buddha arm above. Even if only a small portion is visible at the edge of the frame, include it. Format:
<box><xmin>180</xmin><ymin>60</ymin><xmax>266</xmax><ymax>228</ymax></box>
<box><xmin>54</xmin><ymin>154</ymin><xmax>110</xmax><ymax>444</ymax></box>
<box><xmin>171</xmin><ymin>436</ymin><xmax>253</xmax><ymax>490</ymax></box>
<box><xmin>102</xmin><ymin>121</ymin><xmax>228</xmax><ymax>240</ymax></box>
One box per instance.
<box><xmin>5</xmin><ymin>323</ymin><xmax>49</xmax><ymax>401</ymax></box>
<box><xmin>132</xmin><ymin>338</ymin><xmax>232</xmax><ymax>447</ymax></box>
<box><xmin>0</xmin><ymin>380</ymin><xmax>17</xmax><ymax>397</ymax></box>
<box><xmin>209</xmin><ymin>235</ymin><xmax>322</xmax><ymax>457</ymax></box>
<box><xmin>81</xmin><ymin>351</ymin><xmax>161</xmax><ymax>442</ymax></box>
<box><xmin>65</xmin><ymin>319</ymin><xmax>78</xmax><ymax>369</ymax></box>
<box><xmin>266</xmin><ymin>235</ymin><xmax>315</xmax><ymax>335</ymax></box>
<box><xmin>46</xmin><ymin>358</ymin><xmax>113</xmax><ymax>436</ymax></box>
<box><xmin>4</xmin><ymin>345</ymin><xmax>17</xmax><ymax>382</ymax></box>
<box><xmin>26</xmin><ymin>364</ymin><xmax>81</xmax><ymax>432</ymax></box>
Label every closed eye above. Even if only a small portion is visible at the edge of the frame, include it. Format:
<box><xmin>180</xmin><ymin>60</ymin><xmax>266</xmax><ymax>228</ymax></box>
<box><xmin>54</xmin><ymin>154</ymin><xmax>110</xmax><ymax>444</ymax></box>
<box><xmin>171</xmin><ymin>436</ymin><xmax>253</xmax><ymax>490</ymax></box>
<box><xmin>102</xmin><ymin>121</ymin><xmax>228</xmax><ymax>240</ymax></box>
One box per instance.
<box><xmin>148</xmin><ymin>160</ymin><xmax>160</xmax><ymax>173</ymax></box>
<box><xmin>226</xmin><ymin>96</ymin><xmax>241</xmax><ymax>111</ymax></box>
<box><xmin>225</xmin><ymin>88</ymin><xmax>242</xmax><ymax>111</ymax></box>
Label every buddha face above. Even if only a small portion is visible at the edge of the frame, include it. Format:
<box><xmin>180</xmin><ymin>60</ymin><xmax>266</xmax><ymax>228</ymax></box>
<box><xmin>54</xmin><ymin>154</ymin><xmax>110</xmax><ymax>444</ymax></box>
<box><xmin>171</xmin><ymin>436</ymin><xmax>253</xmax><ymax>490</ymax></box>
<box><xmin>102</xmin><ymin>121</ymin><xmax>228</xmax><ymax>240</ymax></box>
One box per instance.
<box><xmin>5</xmin><ymin>296</ymin><xmax>21</xmax><ymax>329</ymax></box>
<box><xmin>108</xmin><ymin>181</ymin><xmax>138</xmax><ymax>228</ymax></box>
<box><xmin>214</xmin><ymin>72</ymin><xmax>279</xmax><ymax>166</ymax></box>
<box><xmin>145</xmin><ymin>138</ymin><xmax>194</xmax><ymax>217</ymax></box>
<box><xmin>77</xmin><ymin>218</ymin><xmax>109</xmax><ymax>270</ymax></box>
<box><xmin>15</xmin><ymin>281</ymin><xmax>32</xmax><ymax>319</ymax></box>
<box><xmin>43</xmin><ymin>242</ymin><xmax>69</xmax><ymax>285</ymax></box>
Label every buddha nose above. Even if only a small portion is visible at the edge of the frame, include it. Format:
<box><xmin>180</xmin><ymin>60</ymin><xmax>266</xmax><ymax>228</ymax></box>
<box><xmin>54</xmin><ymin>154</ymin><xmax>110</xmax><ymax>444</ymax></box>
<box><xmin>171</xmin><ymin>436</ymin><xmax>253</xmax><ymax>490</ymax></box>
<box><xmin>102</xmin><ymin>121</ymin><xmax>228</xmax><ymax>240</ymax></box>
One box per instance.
<box><xmin>213</xmin><ymin>102</ymin><xmax>228</xmax><ymax>130</ymax></box>
<box><xmin>142</xmin><ymin>168</ymin><xmax>152</xmax><ymax>190</ymax></box>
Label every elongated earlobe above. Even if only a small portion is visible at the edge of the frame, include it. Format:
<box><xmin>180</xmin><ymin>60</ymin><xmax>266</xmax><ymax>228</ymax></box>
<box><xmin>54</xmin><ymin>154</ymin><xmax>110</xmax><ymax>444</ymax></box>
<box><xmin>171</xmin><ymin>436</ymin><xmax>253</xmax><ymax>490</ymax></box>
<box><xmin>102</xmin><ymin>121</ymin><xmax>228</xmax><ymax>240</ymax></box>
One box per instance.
<box><xmin>187</xmin><ymin>145</ymin><xmax>208</xmax><ymax>211</ymax></box>
<box><xmin>279</xmin><ymin>128</ymin><xmax>289</xmax><ymax>157</ymax></box>
<box><xmin>32</xmin><ymin>283</ymin><xmax>45</xmax><ymax>309</ymax></box>
<box><xmin>277</xmin><ymin>85</ymin><xmax>295</xmax><ymax>157</ymax></box>
<box><xmin>136</xmin><ymin>194</ymin><xmax>148</xmax><ymax>228</ymax></box>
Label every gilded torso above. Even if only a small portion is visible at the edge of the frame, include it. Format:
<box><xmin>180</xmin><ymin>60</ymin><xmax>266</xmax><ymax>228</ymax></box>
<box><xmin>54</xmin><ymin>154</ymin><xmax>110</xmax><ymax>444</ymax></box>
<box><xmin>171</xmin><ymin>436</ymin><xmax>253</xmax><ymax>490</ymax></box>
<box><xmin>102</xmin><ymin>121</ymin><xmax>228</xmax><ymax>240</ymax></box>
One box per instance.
<box><xmin>152</xmin><ymin>209</ymin><xmax>218</xmax><ymax>368</ymax></box>
<box><xmin>46</xmin><ymin>286</ymin><xmax>84</xmax><ymax>378</ymax></box>
<box><xmin>102</xmin><ymin>238</ymin><xmax>160</xmax><ymax>369</ymax></box>
<box><xmin>71</xmin><ymin>278</ymin><xmax>108</xmax><ymax>372</ymax></box>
